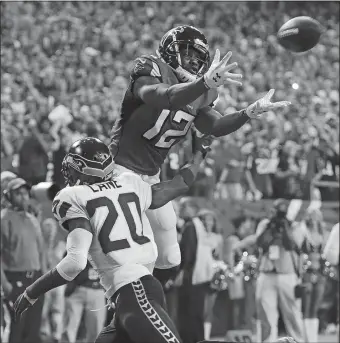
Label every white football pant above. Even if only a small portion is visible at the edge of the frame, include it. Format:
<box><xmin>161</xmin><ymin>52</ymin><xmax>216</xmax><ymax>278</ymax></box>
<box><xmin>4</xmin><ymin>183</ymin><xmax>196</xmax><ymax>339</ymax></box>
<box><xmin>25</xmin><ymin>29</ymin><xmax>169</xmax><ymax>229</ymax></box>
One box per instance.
<box><xmin>113</xmin><ymin>164</ymin><xmax>181</xmax><ymax>269</ymax></box>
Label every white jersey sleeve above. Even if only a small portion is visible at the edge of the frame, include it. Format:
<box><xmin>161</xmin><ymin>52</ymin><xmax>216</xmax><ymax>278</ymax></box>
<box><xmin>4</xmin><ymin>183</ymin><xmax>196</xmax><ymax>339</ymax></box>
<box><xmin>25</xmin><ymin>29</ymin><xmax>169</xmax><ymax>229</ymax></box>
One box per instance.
<box><xmin>116</xmin><ymin>172</ymin><xmax>152</xmax><ymax>211</ymax></box>
<box><xmin>52</xmin><ymin>187</ymin><xmax>89</xmax><ymax>231</ymax></box>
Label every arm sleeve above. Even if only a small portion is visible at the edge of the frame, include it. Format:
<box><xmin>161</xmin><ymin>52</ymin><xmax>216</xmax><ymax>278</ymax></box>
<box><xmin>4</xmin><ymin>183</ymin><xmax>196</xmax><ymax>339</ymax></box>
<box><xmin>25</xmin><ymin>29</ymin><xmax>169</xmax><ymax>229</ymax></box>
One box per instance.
<box><xmin>56</xmin><ymin>228</ymin><xmax>93</xmax><ymax>281</ymax></box>
<box><xmin>195</xmin><ymin>106</ymin><xmax>249</xmax><ymax>136</ymax></box>
<box><xmin>130</xmin><ymin>56</ymin><xmax>208</xmax><ymax>110</ymax></box>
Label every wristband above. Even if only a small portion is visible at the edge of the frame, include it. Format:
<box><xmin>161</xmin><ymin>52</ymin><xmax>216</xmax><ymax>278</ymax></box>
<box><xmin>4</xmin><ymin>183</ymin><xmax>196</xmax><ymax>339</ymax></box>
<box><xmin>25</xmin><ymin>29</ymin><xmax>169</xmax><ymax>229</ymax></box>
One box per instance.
<box><xmin>179</xmin><ymin>167</ymin><xmax>195</xmax><ymax>187</ymax></box>
<box><xmin>240</xmin><ymin>108</ymin><xmax>250</xmax><ymax>118</ymax></box>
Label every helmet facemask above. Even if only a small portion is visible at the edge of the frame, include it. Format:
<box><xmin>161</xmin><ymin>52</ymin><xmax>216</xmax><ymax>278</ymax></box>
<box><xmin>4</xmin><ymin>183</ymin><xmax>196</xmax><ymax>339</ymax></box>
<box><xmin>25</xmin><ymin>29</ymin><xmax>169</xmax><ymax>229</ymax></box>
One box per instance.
<box><xmin>163</xmin><ymin>41</ymin><xmax>210</xmax><ymax>82</ymax></box>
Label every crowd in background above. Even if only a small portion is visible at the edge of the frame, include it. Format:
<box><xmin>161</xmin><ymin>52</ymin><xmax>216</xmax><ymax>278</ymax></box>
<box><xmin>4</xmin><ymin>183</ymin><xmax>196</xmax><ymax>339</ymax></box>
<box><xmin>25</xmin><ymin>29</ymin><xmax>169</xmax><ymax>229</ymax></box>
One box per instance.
<box><xmin>1</xmin><ymin>1</ymin><xmax>339</xmax><ymax>201</ymax></box>
<box><xmin>1</xmin><ymin>1</ymin><xmax>339</xmax><ymax>343</ymax></box>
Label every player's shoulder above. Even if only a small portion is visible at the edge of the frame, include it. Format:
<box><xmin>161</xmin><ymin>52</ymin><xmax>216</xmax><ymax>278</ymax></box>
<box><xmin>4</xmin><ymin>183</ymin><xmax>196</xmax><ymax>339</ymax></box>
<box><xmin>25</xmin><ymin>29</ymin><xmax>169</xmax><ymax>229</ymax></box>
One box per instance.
<box><xmin>53</xmin><ymin>186</ymin><xmax>76</xmax><ymax>203</ymax></box>
<box><xmin>130</xmin><ymin>54</ymin><xmax>169</xmax><ymax>81</ymax></box>
<box><xmin>52</xmin><ymin>186</ymin><xmax>90</xmax><ymax>230</ymax></box>
<box><xmin>55</xmin><ymin>185</ymin><xmax>88</xmax><ymax>200</ymax></box>
<box><xmin>53</xmin><ymin>185</ymin><xmax>91</xmax><ymax>210</ymax></box>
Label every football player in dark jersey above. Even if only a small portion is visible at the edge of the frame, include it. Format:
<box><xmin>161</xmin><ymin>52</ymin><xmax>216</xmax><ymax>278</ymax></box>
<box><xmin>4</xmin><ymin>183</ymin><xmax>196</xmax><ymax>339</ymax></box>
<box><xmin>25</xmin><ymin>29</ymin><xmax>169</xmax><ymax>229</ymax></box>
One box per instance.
<box><xmin>110</xmin><ymin>25</ymin><xmax>291</xmax><ymax>273</ymax></box>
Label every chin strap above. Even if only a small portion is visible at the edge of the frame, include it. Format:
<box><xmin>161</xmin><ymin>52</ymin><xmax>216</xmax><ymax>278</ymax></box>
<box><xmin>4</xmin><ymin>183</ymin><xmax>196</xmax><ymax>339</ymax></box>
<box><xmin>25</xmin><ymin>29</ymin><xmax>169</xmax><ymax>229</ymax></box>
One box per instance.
<box><xmin>156</xmin><ymin>48</ymin><xmax>200</xmax><ymax>83</ymax></box>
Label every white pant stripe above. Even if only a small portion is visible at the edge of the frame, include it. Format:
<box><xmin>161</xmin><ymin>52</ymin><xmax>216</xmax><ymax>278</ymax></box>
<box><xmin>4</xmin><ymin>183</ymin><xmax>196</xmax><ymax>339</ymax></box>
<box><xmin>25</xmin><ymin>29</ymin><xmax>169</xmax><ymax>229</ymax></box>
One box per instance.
<box><xmin>131</xmin><ymin>279</ymin><xmax>179</xmax><ymax>343</ymax></box>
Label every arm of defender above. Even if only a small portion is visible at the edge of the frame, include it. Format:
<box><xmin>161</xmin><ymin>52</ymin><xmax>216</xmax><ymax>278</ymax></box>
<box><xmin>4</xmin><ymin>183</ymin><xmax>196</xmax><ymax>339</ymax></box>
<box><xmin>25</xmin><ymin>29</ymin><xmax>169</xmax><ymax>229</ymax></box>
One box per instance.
<box><xmin>149</xmin><ymin>150</ymin><xmax>205</xmax><ymax>209</ymax></box>
<box><xmin>25</xmin><ymin>218</ymin><xmax>93</xmax><ymax>300</ymax></box>
<box><xmin>133</xmin><ymin>75</ymin><xmax>209</xmax><ymax>111</ymax></box>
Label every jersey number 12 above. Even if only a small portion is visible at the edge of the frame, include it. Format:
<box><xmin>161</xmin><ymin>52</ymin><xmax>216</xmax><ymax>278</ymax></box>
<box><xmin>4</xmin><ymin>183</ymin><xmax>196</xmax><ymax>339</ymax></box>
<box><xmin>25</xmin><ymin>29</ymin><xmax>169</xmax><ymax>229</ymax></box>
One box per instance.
<box><xmin>143</xmin><ymin>109</ymin><xmax>194</xmax><ymax>149</ymax></box>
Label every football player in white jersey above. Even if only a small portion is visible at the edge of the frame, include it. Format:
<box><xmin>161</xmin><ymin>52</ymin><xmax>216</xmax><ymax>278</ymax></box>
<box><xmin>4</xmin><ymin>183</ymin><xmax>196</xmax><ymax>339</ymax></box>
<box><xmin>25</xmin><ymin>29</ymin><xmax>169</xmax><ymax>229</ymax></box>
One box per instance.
<box><xmin>13</xmin><ymin>135</ymin><xmax>212</xmax><ymax>343</ymax></box>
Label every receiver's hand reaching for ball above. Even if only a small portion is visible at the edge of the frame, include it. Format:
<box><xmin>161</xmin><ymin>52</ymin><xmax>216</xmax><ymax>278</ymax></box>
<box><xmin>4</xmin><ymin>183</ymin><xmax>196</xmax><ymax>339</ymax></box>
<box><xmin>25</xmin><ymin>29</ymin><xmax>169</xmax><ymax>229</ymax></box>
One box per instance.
<box><xmin>246</xmin><ymin>89</ymin><xmax>291</xmax><ymax>119</ymax></box>
<box><xmin>203</xmin><ymin>49</ymin><xmax>243</xmax><ymax>88</ymax></box>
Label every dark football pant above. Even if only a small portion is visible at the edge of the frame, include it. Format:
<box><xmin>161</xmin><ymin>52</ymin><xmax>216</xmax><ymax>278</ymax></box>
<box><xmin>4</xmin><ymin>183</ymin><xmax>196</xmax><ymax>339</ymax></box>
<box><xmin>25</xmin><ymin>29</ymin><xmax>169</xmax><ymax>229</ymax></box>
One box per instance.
<box><xmin>95</xmin><ymin>275</ymin><xmax>182</xmax><ymax>343</ymax></box>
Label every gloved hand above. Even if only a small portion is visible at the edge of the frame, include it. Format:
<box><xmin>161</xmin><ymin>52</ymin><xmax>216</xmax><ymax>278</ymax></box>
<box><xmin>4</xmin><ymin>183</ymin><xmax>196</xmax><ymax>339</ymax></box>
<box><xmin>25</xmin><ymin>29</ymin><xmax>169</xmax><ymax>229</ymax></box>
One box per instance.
<box><xmin>203</xmin><ymin>49</ymin><xmax>243</xmax><ymax>88</ymax></box>
<box><xmin>246</xmin><ymin>89</ymin><xmax>291</xmax><ymax>119</ymax></box>
<box><xmin>191</xmin><ymin>129</ymin><xmax>213</xmax><ymax>158</ymax></box>
<box><xmin>13</xmin><ymin>290</ymin><xmax>37</xmax><ymax>321</ymax></box>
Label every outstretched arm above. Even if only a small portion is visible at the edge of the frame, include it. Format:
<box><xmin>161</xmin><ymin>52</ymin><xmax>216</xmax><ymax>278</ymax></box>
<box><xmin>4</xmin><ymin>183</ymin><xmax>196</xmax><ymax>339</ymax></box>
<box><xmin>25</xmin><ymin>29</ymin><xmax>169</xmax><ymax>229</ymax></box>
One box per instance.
<box><xmin>132</xmin><ymin>50</ymin><xmax>242</xmax><ymax>111</ymax></box>
<box><xmin>195</xmin><ymin>89</ymin><xmax>291</xmax><ymax>137</ymax></box>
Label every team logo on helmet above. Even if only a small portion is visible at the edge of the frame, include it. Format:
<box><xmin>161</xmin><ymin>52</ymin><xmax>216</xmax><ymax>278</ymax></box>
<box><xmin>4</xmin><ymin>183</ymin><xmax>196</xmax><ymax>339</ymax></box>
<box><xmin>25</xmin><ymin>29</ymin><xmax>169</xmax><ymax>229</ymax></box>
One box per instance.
<box><xmin>65</xmin><ymin>155</ymin><xmax>87</xmax><ymax>172</ymax></box>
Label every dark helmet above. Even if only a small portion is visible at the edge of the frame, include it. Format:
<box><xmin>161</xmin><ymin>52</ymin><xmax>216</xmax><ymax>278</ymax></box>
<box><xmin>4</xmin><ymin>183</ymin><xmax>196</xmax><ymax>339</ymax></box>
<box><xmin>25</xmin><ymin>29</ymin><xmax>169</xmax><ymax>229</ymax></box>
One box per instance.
<box><xmin>61</xmin><ymin>137</ymin><xmax>114</xmax><ymax>186</ymax></box>
<box><xmin>158</xmin><ymin>25</ymin><xmax>210</xmax><ymax>82</ymax></box>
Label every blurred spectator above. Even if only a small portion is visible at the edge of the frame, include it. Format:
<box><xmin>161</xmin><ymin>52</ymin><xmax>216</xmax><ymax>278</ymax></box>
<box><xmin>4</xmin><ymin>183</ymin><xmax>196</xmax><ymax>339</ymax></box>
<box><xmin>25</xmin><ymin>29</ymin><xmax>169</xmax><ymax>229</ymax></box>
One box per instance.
<box><xmin>1</xmin><ymin>171</ymin><xmax>17</xmax><ymax>210</ymax></box>
<box><xmin>255</xmin><ymin>199</ymin><xmax>305</xmax><ymax>342</ymax></box>
<box><xmin>18</xmin><ymin>118</ymin><xmax>52</xmax><ymax>186</ymax></box>
<box><xmin>320</xmin><ymin>223</ymin><xmax>339</xmax><ymax>335</ymax></box>
<box><xmin>216</xmin><ymin>135</ymin><xmax>246</xmax><ymax>201</ymax></box>
<box><xmin>177</xmin><ymin>198</ymin><xmax>210</xmax><ymax>343</ymax></box>
<box><xmin>40</xmin><ymin>218</ymin><xmax>65</xmax><ymax>343</ymax></box>
<box><xmin>1</xmin><ymin>178</ymin><xmax>46</xmax><ymax>343</ymax></box>
<box><xmin>298</xmin><ymin>208</ymin><xmax>327</xmax><ymax>343</ymax></box>
<box><xmin>273</xmin><ymin>141</ymin><xmax>303</xmax><ymax>199</ymax></box>
<box><xmin>62</xmin><ymin>261</ymin><xmax>106</xmax><ymax>343</ymax></box>
<box><xmin>197</xmin><ymin>209</ymin><xmax>224</xmax><ymax>340</ymax></box>
<box><xmin>244</xmin><ymin>133</ymin><xmax>276</xmax><ymax>200</ymax></box>
<box><xmin>226</xmin><ymin>214</ymin><xmax>258</xmax><ymax>331</ymax></box>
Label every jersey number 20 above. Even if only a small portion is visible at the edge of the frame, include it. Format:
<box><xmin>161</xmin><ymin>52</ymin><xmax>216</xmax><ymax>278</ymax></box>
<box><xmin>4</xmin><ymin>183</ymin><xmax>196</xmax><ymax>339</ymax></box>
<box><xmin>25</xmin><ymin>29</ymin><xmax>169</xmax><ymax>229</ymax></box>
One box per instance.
<box><xmin>86</xmin><ymin>193</ymin><xmax>150</xmax><ymax>254</ymax></box>
<box><xmin>53</xmin><ymin>193</ymin><xmax>150</xmax><ymax>254</ymax></box>
<box><xmin>143</xmin><ymin>109</ymin><xmax>195</xmax><ymax>149</ymax></box>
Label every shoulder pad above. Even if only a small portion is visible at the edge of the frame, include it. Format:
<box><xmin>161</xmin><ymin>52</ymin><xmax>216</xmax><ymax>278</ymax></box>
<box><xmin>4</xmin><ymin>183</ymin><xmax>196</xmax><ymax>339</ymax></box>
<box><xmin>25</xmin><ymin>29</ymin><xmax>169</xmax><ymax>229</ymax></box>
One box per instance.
<box><xmin>52</xmin><ymin>187</ymin><xmax>88</xmax><ymax>231</ymax></box>
<box><xmin>131</xmin><ymin>55</ymin><xmax>162</xmax><ymax>81</ymax></box>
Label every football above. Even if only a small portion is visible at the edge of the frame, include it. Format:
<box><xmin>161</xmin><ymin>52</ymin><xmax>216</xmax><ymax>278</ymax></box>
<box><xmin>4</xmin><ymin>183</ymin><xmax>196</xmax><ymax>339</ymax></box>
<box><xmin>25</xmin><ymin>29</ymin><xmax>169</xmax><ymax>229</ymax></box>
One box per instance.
<box><xmin>277</xmin><ymin>16</ymin><xmax>323</xmax><ymax>53</ymax></box>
